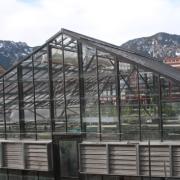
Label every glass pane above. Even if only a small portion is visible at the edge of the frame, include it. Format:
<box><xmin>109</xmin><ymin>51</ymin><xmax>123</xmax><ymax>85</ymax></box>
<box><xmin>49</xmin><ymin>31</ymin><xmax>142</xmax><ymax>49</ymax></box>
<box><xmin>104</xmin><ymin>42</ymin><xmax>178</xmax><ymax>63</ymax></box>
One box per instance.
<box><xmin>161</xmin><ymin>77</ymin><xmax>180</xmax><ymax>140</ymax></box>
<box><xmin>139</xmin><ymin>70</ymin><xmax>160</xmax><ymax>140</ymax></box>
<box><xmin>4</xmin><ymin>69</ymin><xmax>20</xmax><ymax>139</ymax></box>
<box><xmin>83</xmin><ymin>45</ymin><xmax>99</xmax><ymax>140</ymax></box>
<box><xmin>98</xmin><ymin>52</ymin><xmax>118</xmax><ymax>141</ymax></box>
<box><xmin>120</xmin><ymin>64</ymin><xmax>140</xmax><ymax>140</ymax></box>
<box><xmin>51</xmin><ymin>47</ymin><xmax>66</xmax><ymax>132</ymax></box>
<box><xmin>33</xmin><ymin>47</ymin><xmax>51</xmax><ymax>139</ymax></box>
<box><xmin>64</xmin><ymin>44</ymin><xmax>80</xmax><ymax>132</ymax></box>
<box><xmin>21</xmin><ymin>57</ymin><xmax>36</xmax><ymax>139</ymax></box>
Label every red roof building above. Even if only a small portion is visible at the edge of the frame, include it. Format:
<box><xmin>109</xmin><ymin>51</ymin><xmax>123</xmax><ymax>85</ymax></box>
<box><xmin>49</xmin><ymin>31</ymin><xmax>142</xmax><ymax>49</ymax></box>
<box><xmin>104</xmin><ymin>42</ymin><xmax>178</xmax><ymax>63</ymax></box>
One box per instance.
<box><xmin>164</xmin><ymin>57</ymin><xmax>180</xmax><ymax>69</ymax></box>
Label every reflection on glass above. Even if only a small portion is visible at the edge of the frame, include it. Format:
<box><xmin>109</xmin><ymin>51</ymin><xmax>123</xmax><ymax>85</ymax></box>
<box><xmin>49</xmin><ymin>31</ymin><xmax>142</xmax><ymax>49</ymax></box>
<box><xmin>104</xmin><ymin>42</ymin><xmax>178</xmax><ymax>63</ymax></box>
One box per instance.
<box><xmin>120</xmin><ymin>64</ymin><xmax>140</xmax><ymax>140</ymax></box>
<box><xmin>139</xmin><ymin>71</ymin><xmax>160</xmax><ymax>140</ymax></box>
<box><xmin>161</xmin><ymin>78</ymin><xmax>180</xmax><ymax>140</ymax></box>
<box><xmin>83</xmin><ymin>45</ymin><xmax>99</xmax><ymax>140</ymax></box>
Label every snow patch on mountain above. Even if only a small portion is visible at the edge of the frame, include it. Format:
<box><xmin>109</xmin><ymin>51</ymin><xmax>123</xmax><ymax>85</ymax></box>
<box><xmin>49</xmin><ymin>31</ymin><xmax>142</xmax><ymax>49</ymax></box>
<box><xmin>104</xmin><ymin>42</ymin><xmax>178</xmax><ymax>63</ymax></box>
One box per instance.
<box><xmin>121</xmin><ymin>32</ymin><xmax>180</xmax><ymax>60</ymax></box>
<box><xmin>0</xmin><ymin>40</ymin><xmax>32</xmax><ymax>69</ymax></box>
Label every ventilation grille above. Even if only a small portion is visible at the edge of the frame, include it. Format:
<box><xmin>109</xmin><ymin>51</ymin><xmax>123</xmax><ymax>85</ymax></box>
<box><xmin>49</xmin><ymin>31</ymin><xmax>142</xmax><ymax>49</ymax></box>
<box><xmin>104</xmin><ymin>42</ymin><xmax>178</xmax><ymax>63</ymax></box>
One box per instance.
<box><xmin>80</xmin><ymin>143</ymin><xmax>176</xmax><ymax>177</ymax></box>
<box><xmin>4</xmin><ymin>143</ymin><xmax>24</xmax><ymax>169</ymax></box>
<box><xmin>25</xmin><ymin>144</ymin><xmax>50</xmax><ymax>171</ymax></box>
<box><xmin>109</xmin><ymin>145</ymin><xmax>137</xmax><ymax>175</ymax></box>
<box><xmin>139</xmin><ymin>146</ymin><xmax>170</xmax><ymax>177</ymax></box>
<box><xmin>0</xmin><ymin>141</ymin><xmax>52</xmax><ymax>171</ymax></box>
<box><xmin>80</xmin><ymin>145</ymin><xmax>107</xmax><ymax>174</ymax></box>
<box><xmin>172</xmin><ymin>146</ymin><xmax>180</xmax><ymax>177</ymax></box>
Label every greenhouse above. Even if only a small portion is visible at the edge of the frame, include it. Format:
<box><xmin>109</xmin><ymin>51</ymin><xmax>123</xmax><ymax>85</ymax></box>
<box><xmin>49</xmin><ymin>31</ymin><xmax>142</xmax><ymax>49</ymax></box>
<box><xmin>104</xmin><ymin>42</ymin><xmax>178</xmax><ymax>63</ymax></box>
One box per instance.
<box><xmin>0</xmin><ymin>29</ymin><xmax>179</xmax><ymax>180</ymax></box>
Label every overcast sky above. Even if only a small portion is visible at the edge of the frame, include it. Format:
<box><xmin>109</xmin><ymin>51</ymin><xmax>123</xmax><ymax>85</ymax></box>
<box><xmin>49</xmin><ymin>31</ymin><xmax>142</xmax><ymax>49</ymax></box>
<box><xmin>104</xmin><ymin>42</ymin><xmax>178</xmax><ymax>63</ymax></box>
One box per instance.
<box><xmin>0</xmin><ymin>0</ymin><xmax>180</xmax><ymax>46</ymax></box>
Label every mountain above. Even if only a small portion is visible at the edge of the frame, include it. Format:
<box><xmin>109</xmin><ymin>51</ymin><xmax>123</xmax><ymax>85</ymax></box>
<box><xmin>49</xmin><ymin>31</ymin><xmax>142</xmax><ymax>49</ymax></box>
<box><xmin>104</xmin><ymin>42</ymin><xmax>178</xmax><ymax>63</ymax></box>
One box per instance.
<box><xmin>1</xmin><ymin>32</ymin><xmax>180</xmax><ymax>71</ymax></box>
<box><xmin>121</xmin><ymin>32</ymin><xmax>180</xmax><ymax>60</ymax></box>
<box><xmin>0</xmin><ymin>40</ymin><xmax>33</xmax><ymax>70</ymax></box>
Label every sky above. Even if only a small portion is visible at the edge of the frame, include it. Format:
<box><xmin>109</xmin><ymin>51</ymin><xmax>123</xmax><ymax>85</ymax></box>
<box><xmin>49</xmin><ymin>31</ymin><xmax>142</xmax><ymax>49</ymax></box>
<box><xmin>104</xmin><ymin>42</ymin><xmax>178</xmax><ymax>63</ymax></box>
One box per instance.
<box><xmin>0</xmin><ymin>0</ymin><xmax>180</xmax><ymax>47</ymax></box>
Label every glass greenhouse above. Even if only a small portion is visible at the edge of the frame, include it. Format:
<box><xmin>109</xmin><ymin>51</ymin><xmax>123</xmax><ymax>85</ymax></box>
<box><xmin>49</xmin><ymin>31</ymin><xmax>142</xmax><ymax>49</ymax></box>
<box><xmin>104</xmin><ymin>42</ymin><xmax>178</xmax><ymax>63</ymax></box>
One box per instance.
<box><xmin>0</xmin><ymin>29</ymin><xmax>179</xmax><ymax>180</ymax></box>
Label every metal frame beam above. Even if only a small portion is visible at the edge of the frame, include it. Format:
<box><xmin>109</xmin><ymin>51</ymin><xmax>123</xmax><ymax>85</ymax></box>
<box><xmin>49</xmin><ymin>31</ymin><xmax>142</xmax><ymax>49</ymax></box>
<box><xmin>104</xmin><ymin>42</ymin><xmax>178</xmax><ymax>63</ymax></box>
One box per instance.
<box><xmin>47</xmin><ymin>44</ymin><xmax>55</xmax><ymax>136</ymax></box>
<box><xmin>77</xmin><ymin>41</ymin><xmax>85</xmax><ymax>133</ymax></box>
<box><xmin>96</xmin><ymin>49</ymin><xmax>102</xmax><ymax>141</ymax></box>
<box><xmin>158</xmin><ymin>75</ymin><xmax>163</xmax><ymax>142</ymax></box>
<box><xmin>115</xmin><ymin>58</ymin><xmax>121</xmax><ymax>141</ymax></box>
<box><xmin>17</xmin><ymin>65</ymin><xmax>25</xmax><ymax>139</ymax></box>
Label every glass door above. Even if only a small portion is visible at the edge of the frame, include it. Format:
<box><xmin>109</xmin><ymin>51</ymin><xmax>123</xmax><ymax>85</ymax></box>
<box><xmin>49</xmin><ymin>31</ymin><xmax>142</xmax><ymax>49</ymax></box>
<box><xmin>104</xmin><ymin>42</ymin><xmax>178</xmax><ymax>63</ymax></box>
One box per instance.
<box><xmin>59</xmin><ymin>140</ymin><xmax>79</xmax><ymax>179</ymax></box>
<box><xmin>52</xmin><ymin>134</ymin><xmax>82</xmax><ymax>180</ymax></box>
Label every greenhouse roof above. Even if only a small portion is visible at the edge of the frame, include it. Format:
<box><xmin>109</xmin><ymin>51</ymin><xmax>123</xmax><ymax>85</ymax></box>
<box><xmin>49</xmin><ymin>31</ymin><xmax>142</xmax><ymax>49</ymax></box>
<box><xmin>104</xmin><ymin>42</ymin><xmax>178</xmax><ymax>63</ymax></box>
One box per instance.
<box><xmin>1</xmin><ymin>28</ymin><xmax>180</xmax><ymax>83</ymax></box>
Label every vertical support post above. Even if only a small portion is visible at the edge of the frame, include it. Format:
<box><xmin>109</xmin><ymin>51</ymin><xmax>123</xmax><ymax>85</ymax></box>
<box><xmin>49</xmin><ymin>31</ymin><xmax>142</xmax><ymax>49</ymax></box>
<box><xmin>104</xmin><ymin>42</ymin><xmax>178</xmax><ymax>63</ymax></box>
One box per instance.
<box><xmin>136</xmin><ymin>144</ymin><xmax>140</xmax><ymax>176</ymax></box>
<box><xmin>106</xmin><ymin>144</ymin><xmax>110</xmax><ymax>174</ymax></box>
<box><xmin>2</xmin><ymin>78</ymin><xmax>7</xmax><ymax>139</ymax></box>
<box><xmin>77</xmin><ymin>139</ymin><xmax>82</xmax><ymax>180</ymax></box>
<box><xmin>0</xmin><ymin>142</ymin><xmax>3</xmax><ymax>167</ymax></box>
<box><xmin>22</xmin><ymin>143</ymin><xmax>25</xmax><ymax>169</ymax></box>
<box><xmin>47</xmin><ymin>45</ymin><xmax>57</xmax><ymax>180</ymax></box>
<box><xmin>115</xmin><ymin>58</ymin><xmax>121</xmax><ymax>141</ymax></box>
<box><xmin>61</xmin><ymin>34</ymin><xmax>68</xmax><ymax>132</ymax></box>
<box><xmin>78</xmin><ymin>143</ymin><xmax>82</xmax><ymax>172</ymax></box>
<box><xmin>137</xmin><ymin>66</ymin><xmax>142</xmax><ymax>141</ymax></box>
<box><xmin>47</xmin><ymin>143</ymin><xmax>53</xmax><ymax>170</ymax></box>
<box><xmin>158</xmin><ymin>75</ymin><xmax>163</xmax><ymax>142</ymax></box>
<box><xmin>77</xmin><ymin>41</ymin><xmax>85</xmax><ymax>133</ymax></box>
<box><xmin>32</xmin><ymin>55</ymin><xmax>38</xmax><ymax>140</ymax></box>
<box><xmin>96</xmin><ymin>49</ymin><xmax>102</xmax><ymax>141</ymax></box>
<box><xmin>52</xmin><ymin>138</ymin><xmax>61</xmax><ymax>180</ymax></box>
<box><xmin>148</xmin><ymin>140</ymin><xmax>152</xmax><ymax>180</ymax></box>
<box><xmin>17</xmin><ymin>65</ymin><xmax>25</xmax><ymax>139</ymax></box>
<box><xmin>47</xmin><ymin>44</ymin><xmax>55</xmax><ymax>137</ymax></box>
<box><xmin>169</xmin><ymin>145</ymin><xmax>173</xmax><ymax>177</ymax></box>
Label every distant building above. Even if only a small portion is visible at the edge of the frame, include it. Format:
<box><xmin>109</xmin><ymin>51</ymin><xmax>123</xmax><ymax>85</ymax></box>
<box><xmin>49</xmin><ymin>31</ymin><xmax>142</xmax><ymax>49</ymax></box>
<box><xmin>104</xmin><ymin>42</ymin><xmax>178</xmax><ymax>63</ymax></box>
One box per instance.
<box><xmin>164</xmin><ymin>57</ymin><xmax>180</xmax><ymax>69</ymax></box>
